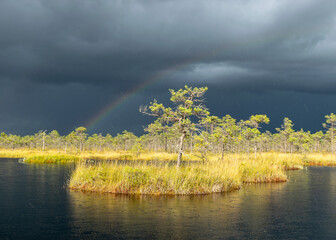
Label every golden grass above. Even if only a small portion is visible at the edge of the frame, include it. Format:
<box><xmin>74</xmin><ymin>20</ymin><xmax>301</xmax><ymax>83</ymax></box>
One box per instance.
<box><xmin>4</xmin><ymin>148</ymin><xmax>336</xmax><ymax>195</ymax></box>
<box><xmin>0</xmin><ymin>149</ymin><xmax>186</xmax><ymax>163</ymax></box>
<box><xmin>6</xmin><ymin>148</ymin><xmax>332</xmax><ymax>195</ymax></box>
<box><xmin>0</xmin><ymin>149</ymin><xmax>80</xmax><ymax>164</ymax></box>
<box><xmin>69</xmin><ymin>158</ymin><xmax>287</xmax><ymax>195</ymax></box>
<box><xmin>0</xmin><ymin>148</ymin><xmax>317</xmax><ymax>165</ymax></box>
<box><xmin>304</xmin><ymin>153</ymin><xmax>336</xmax><ymax>166</ymax></box>
<box><xmin>23</xmin><ymin>155</ymin><xmax>80</xmax><ymax>164</ymax></box>
<box><xmin>2</xmin><ymin>148</ymin><xmax>336</xmax><ymax>167</ymax></box>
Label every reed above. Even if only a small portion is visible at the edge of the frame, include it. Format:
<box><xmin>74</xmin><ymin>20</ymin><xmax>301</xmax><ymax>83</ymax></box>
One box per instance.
<box><xmin>23</xmin><ymin>155</ymin><xmax>80</xmax><ymax>164</ymax></box>
<box><xmin>0</xmin><ymin>148</ymin><xmax>187</xmax><ymax>163</ymax></box>
<box><xmin>304</xmin><ymin>153</ymin><xmax>336</xmax><ymax>166</ymax></box>
<box><xmin>69</xmin><ymin>158</ymin><xmax>287</xmax><ymax>195</ymax></box>
<box><xmin>3</xmin><ymin>148</ymin><xmax>336</xmax><ymax>168</ymax></box>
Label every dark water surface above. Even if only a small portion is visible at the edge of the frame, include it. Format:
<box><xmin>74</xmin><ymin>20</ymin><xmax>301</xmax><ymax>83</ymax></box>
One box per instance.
<box><xmin>1</xmin><ymin>158</ymin><xmax>336</xmax><ymax>239</ymax></box>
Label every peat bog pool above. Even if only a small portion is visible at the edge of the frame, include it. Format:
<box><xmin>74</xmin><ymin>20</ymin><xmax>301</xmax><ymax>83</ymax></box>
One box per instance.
<box><xmin>1</xmin><ymin>158</ymin><xmax>336</xmax><ymax>239</ymax></box>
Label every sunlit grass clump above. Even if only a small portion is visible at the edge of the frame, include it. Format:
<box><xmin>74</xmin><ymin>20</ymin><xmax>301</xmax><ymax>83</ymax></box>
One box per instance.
<box><xmin>240</xmin><ymin>160</ymin><xmax>287</xmax><ymax>183</ymax></box>
<box><xmin>304</xmin><ymin>153</ymin><xmax>336</xmax><ymax>166</ymax></box>
<box><xmin>69</xmin><ymin>162</ymin><xmax>241</xmax><ymax>195</ymax></box>
<box><xmin>257</xmin><ymin>153</ymin><xmax>304</xmax><ymax>170</ymax></box>
<box><xmin>23</xmin><ymin>155</ymin><xmax>80</xmax><ymax>164</ymax></box>
<box><xmin>0</xmin><ymin>149</ymin><xmax>80</xmax><ymax>164</ymax></box>
<box><xmin>69</xmin><ymin>159</ymin><xmax>287</xmax><ymax>195</ymax></box>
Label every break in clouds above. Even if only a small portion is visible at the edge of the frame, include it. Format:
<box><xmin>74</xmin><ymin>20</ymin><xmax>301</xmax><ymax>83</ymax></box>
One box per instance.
<box><xmin>1</xmin><ymin>0</ymin><xmax>336</xmax><ymax>134</ymax></box>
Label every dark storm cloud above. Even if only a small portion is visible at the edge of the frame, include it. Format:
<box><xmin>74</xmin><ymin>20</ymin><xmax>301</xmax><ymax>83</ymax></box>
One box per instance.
<box><xmin>1</xmin><ymin>0</ymin><xmax>336</xmax><ymax>92</ymax></box>
<box><xmin>1</xmin><ymin>0</ymin><xmax>336</xmax><ymax>134</ymax></box>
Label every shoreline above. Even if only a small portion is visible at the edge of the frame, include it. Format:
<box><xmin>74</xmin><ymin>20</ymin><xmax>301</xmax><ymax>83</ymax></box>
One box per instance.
<box><xmin>66</xmin><ymin>152</ymin><xmax>336</xmax><ymax>195</ymax></box>
<box><xmin>1</xmin><ymin>149</ymin><xmax>336</xmax><ymax>165</ymax></box>
<box><xmin>2</xmin><ymin>149</ymin><xmax>336</xmax><ymax>195</ymax></box>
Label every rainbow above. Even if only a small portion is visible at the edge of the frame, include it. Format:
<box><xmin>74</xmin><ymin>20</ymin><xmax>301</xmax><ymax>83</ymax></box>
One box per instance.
<box><xmin>85</xmin><ymin>44</ymin><xmax>227</xmax><ymax>131</ymax></box>
<box><xmin>85</xmin><ymin>65</ymin><xmax>182</xmax><ymax>131</ymax></box>
<box><xmin>84</xmin><ymin>29</ymin><xmax>295</xmax><ymax>131</ymax></box>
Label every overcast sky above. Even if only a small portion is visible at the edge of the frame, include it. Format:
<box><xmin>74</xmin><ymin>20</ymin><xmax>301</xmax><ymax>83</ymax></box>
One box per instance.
<box><xmin>1</xmin><ymin>0</ymin><xmax>336</xmax><ymax>135</ymax></box>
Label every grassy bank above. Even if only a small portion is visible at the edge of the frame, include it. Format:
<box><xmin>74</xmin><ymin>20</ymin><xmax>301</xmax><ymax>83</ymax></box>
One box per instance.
<box><xmin>304</xmin><ymin>153</ymin><xmax>336</xmax><ymax>166</ymax></box>
<box><xmin>3</xmin><ymin>148</ymin><xmax>336</xmax><ymax>195</ymax></box>
<box><xmin>70</xmin><ymin>152</ymin><xmax>336</xmax><ymax>195</ymax></box>
<box><xmin>2</xmin><ymin>148</ymin><xmax>336</xmax><ymax>166</ymax></box>
<box><xmin>69</xmin><ymin>159</ymin><xmax>287</xmax><ymax>195</ymax></box>
<box><xmin>23</xmin><ymin>155</ymin><xmax>80</xmax><ymax>164</ymax></box>
<box><xmin>0</xmin><ymin>149</ymin><xmax>81</xmax><ymax>164</ymax></box>
<box><xmin>0</xmin><ymin>149</ymin><xmax>192</xmax><ymax>163</ymax></box>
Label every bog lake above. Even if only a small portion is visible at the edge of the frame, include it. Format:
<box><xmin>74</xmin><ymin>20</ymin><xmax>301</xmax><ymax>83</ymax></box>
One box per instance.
<box><xmin>1</xmin><ymin>158</ymin><xmax>336</xmax><ymax>239</ymax></box>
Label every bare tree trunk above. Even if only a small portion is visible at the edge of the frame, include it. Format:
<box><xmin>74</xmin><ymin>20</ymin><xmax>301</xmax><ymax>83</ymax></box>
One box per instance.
<box><xmin>42</xmin><ymin>136</ymin><xmax>45</xmax><ymax>150</ymax></box>
<box><xmin>221</xmin><ymin>142</ymin><xmax>225</xmax><ymax>161</ymax></box>
<box><xmin>177</xmin><ymin>132</ymin><xmax>186</xmax><ymax>168</ymax></box>
<box><xmin>331</xmin><ymin>127</ymin><xmax>334</xmax><ymax>155</ymax></box>
<box><xmin>254</xmin><ymin>145</ymin><xmax>257</xmax><ymax>158</ymax></box>
<box><xmin>165</xmin><ymin>135</ymin><xmax>168</xmax><ymax>152</ymax></box>
<box><xmin>190</xmin><ymin>133</ymin><xmax>193</xmax><ymax>154</ymax></box>
<box><xmin>284</xmin><ymin>138</ymin><xmax>287</xmax><ymax>153</ymax></box>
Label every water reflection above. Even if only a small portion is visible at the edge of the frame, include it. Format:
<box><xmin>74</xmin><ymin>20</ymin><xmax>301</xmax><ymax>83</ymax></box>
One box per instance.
<box><xmin>67</xmin><ymin>169</ymin><xmax>336</xmax><ymax>239</ymax></box>
<box><xmin>2</xmin><ymin>159</ymin><xmax>336</xmax><ymax>239</ymax></box>
<box><xmin>0</xmin><ymin>159</ymin><xmax>74</xmax><ymax>239</ymax></box>
<box><xmin>68</xmin><ymin>181</ymin><xmax>289</xmax><ymax>239</ymax></box>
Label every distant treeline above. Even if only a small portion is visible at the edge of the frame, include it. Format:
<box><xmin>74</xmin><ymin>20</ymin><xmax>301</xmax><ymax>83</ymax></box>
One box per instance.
<box><xmin>1</xmin><ymin>114</ymin><xmax>335</xmax><ymax>156</ymax></box>
<box><xmin>1</xmin><ymin>86</ymin><xmax>336</xmax><ymax>161</ymax></box>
